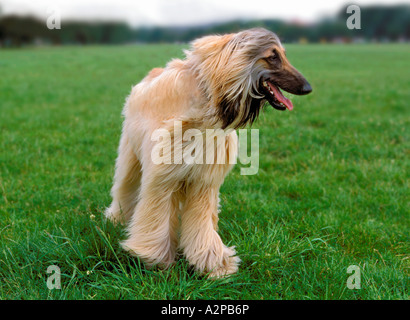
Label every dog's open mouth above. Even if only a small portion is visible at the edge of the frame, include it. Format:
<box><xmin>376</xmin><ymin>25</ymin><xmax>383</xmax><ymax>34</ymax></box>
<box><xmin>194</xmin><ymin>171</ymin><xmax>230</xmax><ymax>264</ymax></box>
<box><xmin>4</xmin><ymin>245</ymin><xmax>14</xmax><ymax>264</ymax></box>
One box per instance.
<box><xmin>261</xmin><ymin>80</ymin><xmax>293</xmax><ymax>111</ymax></box>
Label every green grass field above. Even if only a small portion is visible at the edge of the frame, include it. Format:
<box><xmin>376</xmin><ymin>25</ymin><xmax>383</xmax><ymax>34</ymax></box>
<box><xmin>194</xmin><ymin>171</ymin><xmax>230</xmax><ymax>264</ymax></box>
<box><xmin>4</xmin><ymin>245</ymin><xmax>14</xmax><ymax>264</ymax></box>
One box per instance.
<box><xmin>0</xmin><ymin>43</ymin><xmax>409</xmax><ymax>300</ymax></box>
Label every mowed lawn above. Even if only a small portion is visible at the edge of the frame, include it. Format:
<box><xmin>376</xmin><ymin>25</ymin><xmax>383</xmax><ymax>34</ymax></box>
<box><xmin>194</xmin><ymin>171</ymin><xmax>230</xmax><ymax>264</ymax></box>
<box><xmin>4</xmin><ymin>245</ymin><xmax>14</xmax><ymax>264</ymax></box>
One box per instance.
<box><xmin>0</xmin><ymin>43</ymin><xmax>408</xmax><ymax>300</ymax></box>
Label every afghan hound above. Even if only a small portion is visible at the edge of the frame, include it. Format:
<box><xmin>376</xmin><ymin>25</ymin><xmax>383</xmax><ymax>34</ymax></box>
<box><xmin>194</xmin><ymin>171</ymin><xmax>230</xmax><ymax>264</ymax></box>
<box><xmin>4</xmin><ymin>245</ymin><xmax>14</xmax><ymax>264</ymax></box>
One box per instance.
<box><xmin>105</xmin><ymin>28</ymin><xmax>312</xmax><ymax>277</ymax></box>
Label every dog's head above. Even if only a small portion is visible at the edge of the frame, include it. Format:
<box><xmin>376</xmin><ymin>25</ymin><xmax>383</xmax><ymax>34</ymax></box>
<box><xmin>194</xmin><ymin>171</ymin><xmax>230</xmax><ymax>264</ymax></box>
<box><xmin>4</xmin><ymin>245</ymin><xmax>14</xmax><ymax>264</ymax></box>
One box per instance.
<box><xmin>187</xmin><ymin>28</ymin><xmax>312</xmax><ymax>129</ymax></box>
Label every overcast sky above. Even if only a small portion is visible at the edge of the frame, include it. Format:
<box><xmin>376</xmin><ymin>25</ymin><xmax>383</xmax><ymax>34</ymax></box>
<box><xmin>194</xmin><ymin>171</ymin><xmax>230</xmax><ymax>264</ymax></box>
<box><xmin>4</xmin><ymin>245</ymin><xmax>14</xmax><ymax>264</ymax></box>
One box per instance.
<box><xmin>0</xmin><ymin>0</ymin><xmax>406</xmax><ymax>27</ymax></box>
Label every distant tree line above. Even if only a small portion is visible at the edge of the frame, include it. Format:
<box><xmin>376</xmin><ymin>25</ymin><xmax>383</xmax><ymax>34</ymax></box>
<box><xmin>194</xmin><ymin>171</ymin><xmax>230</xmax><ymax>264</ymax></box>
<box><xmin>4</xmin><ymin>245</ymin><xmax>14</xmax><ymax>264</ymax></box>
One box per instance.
<box><xmin>0</xmin><ymin>4</ymin><xmax>409</xmax><ymax>47</ymax></box>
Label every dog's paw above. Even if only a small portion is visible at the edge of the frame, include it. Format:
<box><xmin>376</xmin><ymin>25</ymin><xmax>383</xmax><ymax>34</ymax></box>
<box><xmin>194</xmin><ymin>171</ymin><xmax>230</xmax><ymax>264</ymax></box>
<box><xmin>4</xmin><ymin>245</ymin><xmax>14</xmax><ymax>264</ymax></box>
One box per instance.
<box><xmin>104</xmin><ymin>206</ymin><xmax>123</xmax><ymax>225</ymax></box>
<box><xmin>121</xmin><ymin>237</ymin><xmax>176</xmax><ymax>269</ymax></box>
<box><xmin>194</xmin><ymin>245</ymin><xmax>240</xmax><ymax>279</ymax></box>
<box><xmin>208</xmin><ymin>253</ymin><xmax>241</xmax><ymax>279</ymax></box>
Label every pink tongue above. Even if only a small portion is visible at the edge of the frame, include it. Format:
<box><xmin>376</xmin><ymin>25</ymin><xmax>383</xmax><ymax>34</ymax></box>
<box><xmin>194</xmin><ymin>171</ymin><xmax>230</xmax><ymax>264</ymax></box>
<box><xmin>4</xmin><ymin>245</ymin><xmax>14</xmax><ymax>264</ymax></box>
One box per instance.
<box><xmin>268</xmin><ymin>82</ymin><xmax>293</xmax><ymax>110</ymax></box>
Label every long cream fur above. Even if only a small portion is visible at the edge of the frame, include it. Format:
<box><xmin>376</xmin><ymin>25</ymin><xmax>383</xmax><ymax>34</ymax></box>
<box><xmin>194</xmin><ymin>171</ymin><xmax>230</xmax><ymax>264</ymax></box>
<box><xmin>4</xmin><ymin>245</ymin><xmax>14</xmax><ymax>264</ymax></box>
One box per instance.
<box><xmin>105</xmin><ymin>28</ymin><xmax>283</xmax><ymax>277</ymax></box>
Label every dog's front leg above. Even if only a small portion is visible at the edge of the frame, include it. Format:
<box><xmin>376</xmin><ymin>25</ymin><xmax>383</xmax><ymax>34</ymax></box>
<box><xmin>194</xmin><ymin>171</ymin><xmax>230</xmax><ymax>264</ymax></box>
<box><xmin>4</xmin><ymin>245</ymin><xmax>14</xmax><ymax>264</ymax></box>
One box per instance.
<box><xmin>121</xmin><ymin>172</ymin><xmax>180</xmax><ymax>269</ymax></box>
<box><xmin>180</xmin><ymin>185</ymin><xmax>240</xmax><ymax>278</ymax></box>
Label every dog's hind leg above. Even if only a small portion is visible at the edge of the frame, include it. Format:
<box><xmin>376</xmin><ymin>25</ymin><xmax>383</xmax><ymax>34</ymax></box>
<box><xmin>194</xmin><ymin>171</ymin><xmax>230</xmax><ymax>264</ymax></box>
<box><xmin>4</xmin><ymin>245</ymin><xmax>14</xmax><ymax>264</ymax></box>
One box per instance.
<box><xmin>105</xmin><ymin>134</ymin><xmax>142</xmax><ymax>225</ymax></box>
<box><xmin>179</xmin><ymin>185</ymin><xmax>240</xmax><ymax>278</ymax></box>
<box><xmin>121</xmin><ymin>169</ymin><xmax>180</xmax><ymax>268</ymax></box>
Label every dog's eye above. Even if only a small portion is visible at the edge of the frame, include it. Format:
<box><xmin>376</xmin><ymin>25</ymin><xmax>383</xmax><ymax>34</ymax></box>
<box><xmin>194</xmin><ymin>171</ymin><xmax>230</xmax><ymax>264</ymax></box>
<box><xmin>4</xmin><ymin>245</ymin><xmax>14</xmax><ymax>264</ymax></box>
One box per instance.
<box><xmin>269</xmin><ymin>52</ymin><xmax>278</xmax><ymax>61</ymax></box>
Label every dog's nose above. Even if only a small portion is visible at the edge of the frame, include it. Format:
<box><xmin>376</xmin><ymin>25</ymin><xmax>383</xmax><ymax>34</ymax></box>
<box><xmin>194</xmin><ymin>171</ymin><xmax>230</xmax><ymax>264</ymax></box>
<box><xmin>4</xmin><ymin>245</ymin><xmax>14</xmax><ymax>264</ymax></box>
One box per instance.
<box><xmin>300</xmin><ymin>82</ymin><xmax>312</xmax><ymax>95</ymax></box>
